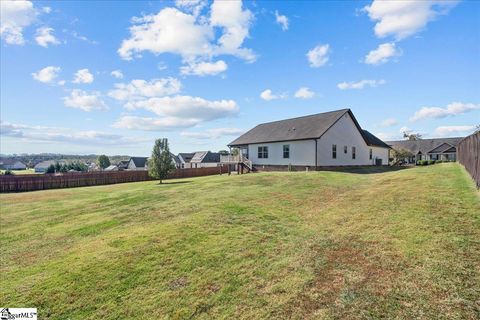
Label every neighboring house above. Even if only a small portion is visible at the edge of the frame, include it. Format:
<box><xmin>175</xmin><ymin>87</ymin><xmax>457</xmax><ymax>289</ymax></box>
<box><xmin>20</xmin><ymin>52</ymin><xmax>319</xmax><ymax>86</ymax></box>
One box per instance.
<box><xmin>127</xmin><ymin>157</ymin><xmax>148</xmax><ymax>170</ymax></box>
<box><xmin>104</xmin><ymin>165</ymin><xmax>119</xmax><ymax>171</ymax></box>
<box><xmin>178</xmin><ymin>153</ymin><xmax>195</xmax><ymax>168</ymax></box>
<box><xmin>386</xmin><ymin>137</ymin><xmax>463</xmax><ymax>163</ymax></box>
<box><xmin>0</xmin><ymin>159</ymin><xmax>27</xmax><ymax>170</ymax></box>
<box><xmin>171</xmin><ymin>153</ymin><xmax>181</xmax><ymax>169</ymax></box>
<box><xmin>227</xmin><ymin>108</ymin><xmax>390</xmax><ymax>170</ymax></box>
<box><xmin>117</xmin><ymin>160</ymin><xmax>129</xmax><ymax>170</ymax></box>
<box><xmin>88</xmin><ymin>162</ymin><xmax>99</xmax><ymax>172</ymax></box>
<box><xmin>189</xmin><ymin>151</ymin><xmax>222</xmax><ymax>168</ymax></box>
<box><xmin>34</xmin><ymin>160</ymin><xmax>56</xmax><ymax>173</ymax></box>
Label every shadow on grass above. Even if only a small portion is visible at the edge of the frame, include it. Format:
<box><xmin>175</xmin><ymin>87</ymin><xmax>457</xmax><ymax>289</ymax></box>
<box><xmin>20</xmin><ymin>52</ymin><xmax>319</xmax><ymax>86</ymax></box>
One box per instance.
<box><xmin>318</xmin><ymin>166</ymin><xmax>414</xmax><ymax>175</ymax></box>
<box><xmin>156</xmin><ymin>180</ymin><xmax>193</xmax><ymax>185</ymax></box>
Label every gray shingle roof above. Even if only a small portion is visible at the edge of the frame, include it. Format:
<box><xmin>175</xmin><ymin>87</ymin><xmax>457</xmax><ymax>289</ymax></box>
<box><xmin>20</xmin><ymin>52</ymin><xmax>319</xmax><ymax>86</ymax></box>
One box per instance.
<box><xmin>362</xmin><ymin>130</ymin><xmax>391</xmax><ymax>149</ymax></box>
<box><xmin>228</xmin><ymin>109</ymin><xmax>351</xmax><ymax>146</ymax></box>
<box><xmin>130</xmin><ymin>157</ymin><xmax>148</xmax><ymax>168</ymax></box>
<box><xmin>190</xmin><ymin>151</ymin><xmax>221</xmax><ymax>163</ymax></box>
<box><xmin>386</xmin><ymin>137</ymin><xmax>463</xmax><ymax>154</ymax></box>
<box><xmin>178</xmin><ymin>153</ymin><xmax>195</xmax><ymax>163</ymax></box>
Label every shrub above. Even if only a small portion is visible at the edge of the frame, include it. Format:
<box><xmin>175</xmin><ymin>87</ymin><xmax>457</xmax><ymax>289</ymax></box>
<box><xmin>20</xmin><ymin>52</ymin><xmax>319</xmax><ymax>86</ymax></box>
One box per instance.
<box><xmin>428</xmin><ymin>160</ymin><xmax>435</xmax><ymax>165</ymax></box>
<box><xmin>4</xmin><ymin>169</ymin><xmax>13</xmax><ymax>175</ymax></box>
<box><xmin>420</xmin><ymin>160</ymin><xmax>428</xmax><ymax>166</ymax></box>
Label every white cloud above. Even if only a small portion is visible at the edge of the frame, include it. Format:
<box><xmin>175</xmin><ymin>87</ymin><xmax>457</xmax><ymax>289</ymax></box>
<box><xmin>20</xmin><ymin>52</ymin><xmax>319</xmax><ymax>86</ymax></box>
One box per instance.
<box><xmin>364</xmin><ymin>42</ymin><xmax>401</xmax><ymax>65</ymax></box>
<box><xmin>175</xmin><ymin>0</ymin><xmax>207</xmax><ymax>17</ymax></box>
<box><xmin>374</xmin><ymin>132</ymin><xmax>396</xmax><ymax>141</ymax></box>
<box><xmin>72</xmin><ymin>68</ymin><xmax>94</xmax><ymax>84</ymax></box>
<box><xmin>380</xmin><ymin>118</ymin><xmax>398</xmax><ymax>127</ymax></box>
<box><xmin>363</xmin><ymin>0</ymin><xmax>459</xmax><ymax>40</ymax></box>
<box><xmin>181</xmin><ymin>127</ymin><xmax>244</xmax><ymax>139</ymax></box>
<box><xmin>0</xmin><ymin>0</ymin><xmax>36</xmax><ymax>45</ymax></box>
<box><xmin>118</xmin><ymin>7</ymin><xmax>212</xmax><ymax>61</ymax></box>
<box><xmin>111</xmin><ymin>70</ymin><xmax>124</xmax><ymax>79</ymax></box>
<box><xmin>109</xmin><ymin>78</ymin><xmax>182</xmax><ymax>101</ymax></box>
<box><xmin>399</xmin><ymin>126</ymin><xmax>411</xmax><ymax>134</ymax></box>
<box><xmin>125</xmin><ymin>95</ymin><xmax>238</xmax><ymax>121</ymax></box>
<box><xmin>306</xmin><ymin>44</ymin><xmax>330</xmax><ymax>68</ymax></box>
<box><xmin>113</xmin><ymin>116</ymin><xmax>200</xmax><ymax>131</ymax></box>
<box><xmin>410</xmin><ymin>102</ymin><xmax>480</xmax><ymax>122</ymax></box>
<box><xmin>35</xmin><ymin>26</ymin><xmax>59</xmax><ymax>47</ymax></box>
<box><xmin>260</xmin><ymin>89</ymin><xmax>287</xmax><ymax>101</ymax></box>
<box><xmin>42</xmin><ymin>6</ymin><xmax>51</xmax><ymax>14</ymax></box>
<box><xmin>337</xmin><ymin>79</ymin><xmax>386</xmax><ymax>90</ymax></box>
<box><xmin>275</xmin><ymin>10</ymin><xmax>289</xmax><ymax>31</ymax></box>
<box><xmin>1</xmin><ymin>121</ymin><xmax>148</xmax><ymax>146</ymax></box>
<box><xmin>63</xmin><ymin>89</ymin><xmax>108</xmax><ymax>112</ymax></box>
<box><xmin>210</xmin><ymin>0</ymin><xmax>256</xmax><ymax>62</ymax></box>
<box><xmin>294</xmin><ymin>87</ymin><xmax>315</xmax><ymax>99</ymax></box>
<box><xmin>434</xmin><ymin>125</ymin><xmax>476</xmax><ymax>137</ymax></box>
<box><xmin>180</xmin><ymin>60</ymin><xmax>227</xmax><ymax>76</ymax></box>
<box><xmin>118</xmin><ymin>1</ymin><xmax>255</xmax><ymax>64</ymax></box>
<box><xmin>32</xmin><ymin>66</ymin><xmax>61</xmax><ymax>84</ymax></box>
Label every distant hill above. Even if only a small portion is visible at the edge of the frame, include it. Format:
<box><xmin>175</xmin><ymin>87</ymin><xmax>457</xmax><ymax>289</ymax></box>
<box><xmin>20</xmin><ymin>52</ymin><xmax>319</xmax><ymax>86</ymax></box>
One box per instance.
<box><xmin>0</xmin><ymin>153</ymin><xmax>132</xmax><ymax>168</ymax></box>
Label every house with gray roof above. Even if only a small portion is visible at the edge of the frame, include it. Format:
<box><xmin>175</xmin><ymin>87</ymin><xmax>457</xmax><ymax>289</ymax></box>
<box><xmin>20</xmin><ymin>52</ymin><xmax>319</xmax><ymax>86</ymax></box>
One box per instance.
<box><xmin>386</xmin><ymin>137</ymin><xmax>462</xmax><ymax>163</ymax></box>
<box><xmin>0</xmin><ymin>158</ymin><xmax>27</xmax><ymax>170</ymax></box>
<box><xmin>227</xmin><ymin>108</ymin><xmax>390</xmax><ymax>170</ymax></box>
<box><xmin>127</xmin><ymin>157</ymin><xmax>148</xmax><ymax>170</ymax></box>
<box><xmin>178</xmin><ymin>151</ymin><xmax>221</xmax><ymax>168</ymax></box>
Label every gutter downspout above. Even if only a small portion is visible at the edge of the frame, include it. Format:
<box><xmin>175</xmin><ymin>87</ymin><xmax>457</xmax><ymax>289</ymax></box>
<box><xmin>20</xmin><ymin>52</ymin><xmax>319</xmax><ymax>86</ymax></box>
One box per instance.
<box><xmin>315</xmin><ymin>139</ymin><xmax>318</xmax><ymax>171</ymax></box>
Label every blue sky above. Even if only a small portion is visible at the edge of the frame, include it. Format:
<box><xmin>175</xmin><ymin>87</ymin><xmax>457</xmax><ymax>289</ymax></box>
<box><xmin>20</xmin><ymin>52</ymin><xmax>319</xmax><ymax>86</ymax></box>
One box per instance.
<box><xmin>1</xmin><ymin>0</ymin><xmax>479</xmax><ymax>156</ymax></box>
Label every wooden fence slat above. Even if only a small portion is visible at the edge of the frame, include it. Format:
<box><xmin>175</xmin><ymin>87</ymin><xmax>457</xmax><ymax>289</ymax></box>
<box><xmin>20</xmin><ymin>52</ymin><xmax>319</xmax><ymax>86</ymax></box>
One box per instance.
<box><xmin>0</xmin><ymin>166</ymin><xmax>228</xmax><ymax>192</ymax></box>
<box><xmin>457</xmin><ymin>131</ymin><xmax>480</xmax><ymax>188</ymax></box>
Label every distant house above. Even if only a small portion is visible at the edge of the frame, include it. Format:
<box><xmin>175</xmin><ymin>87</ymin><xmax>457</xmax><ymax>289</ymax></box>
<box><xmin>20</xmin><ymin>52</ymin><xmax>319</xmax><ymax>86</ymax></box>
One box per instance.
<box><xmin>88</xmin><ymin>162</ymin><xmax>99</xmax><ymax>172</ymax></box>
<box><xmin>178</xmin><ymin>153</ymin><xmax>195</xmax><ymax>168</ymax></box>
<box><xmin>34</xmin><ymin>160</ymin><xmax>56</xmax><ymax>173</ymax></box>
<box><xmin>117</xmin><ymin>160</ymin><xmax>129</xmax><ymax>170</ymax></box>
<box><xmin>386</xmin><ymin>137</ymin><xmax>463</xmax><ymax>163</ymax></box>
<box><xmin>227</xmin><ymin>108</ymin><xmax>390</xmax><ymax>170</ymax></box>
<box><xmin>189</xmin><ymin>151</ymin><xmax>221</xmax><ymax>168</ymax></box>
<box><xmin>127</xmin><ymin>157</ymin><xmax>148</xmax><ymax>170</ymax></box>
<box><xmin>104</xmin><ymin>165</ymin><xmax>119</xmax><ymax>171</ymax></box>
<box><xmin>171</xmin><ymin>153</ymin><xmax>181</xmax><ymax>168</ymax></box>
<box><xmin>0</xmin><ymin>159</ymin><xmax>27</xmax><ymax>170</ymax></box>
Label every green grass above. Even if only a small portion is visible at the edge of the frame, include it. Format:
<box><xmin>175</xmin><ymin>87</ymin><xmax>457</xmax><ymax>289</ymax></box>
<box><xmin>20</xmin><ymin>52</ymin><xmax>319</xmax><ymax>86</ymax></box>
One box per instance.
<box><xmin>1</xmin><ymin>163</ymin><xmax>479</xmax><ymax>319</ymax></box>
<box><xmin>0</xmin><ymin>169</ymin><xmax>38</xmax><ymax>175</ymax></box>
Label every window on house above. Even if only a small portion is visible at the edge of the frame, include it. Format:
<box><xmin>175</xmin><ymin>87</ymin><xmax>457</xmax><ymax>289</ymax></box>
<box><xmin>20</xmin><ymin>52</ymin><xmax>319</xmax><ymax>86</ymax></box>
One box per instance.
<box><xmin>369</xmin><ymin>148</ymin><xmax>372</xmax><ymax>160</ymax></box>
<box><xmin>283</xmin><ymin>145</ymin><xmax>290</xmax><ymax>158</ymax></box>
<box><xmin>258</xmin><ymin>146</ymin><xmax>268</xmax><ymax>159</ymax></box>
<box><xmin>352</xmin><ymin>146</ymin><xmax>356</xmax><ymax>159</ymax></box>
<box><xmin>332</xmin><ymin>144</ymin><xmax>337</xmax><ymax>159</ymax></box>
<box><xmin>344</xmin><ymin>146</ymin><xmax>347</xmax><ymax>154</ymax></box>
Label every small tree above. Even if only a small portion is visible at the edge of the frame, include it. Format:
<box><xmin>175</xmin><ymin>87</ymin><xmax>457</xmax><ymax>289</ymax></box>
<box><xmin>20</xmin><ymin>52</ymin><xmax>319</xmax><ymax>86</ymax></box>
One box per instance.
<box><xmin>97</xmin><ymin>155</ymin><xmax>111</xmax><ymax>170</ymax></box>
<box><xmin>403</xmin><ymin>132</ymin><xmax>422</xmax><ymax>141</ymax></box>
<box><xmin>46</xmin><ymin>164</ymin><xmax>55</xmax><ymax>173</ymax></box>
<box><xmin>54</xmin><ymin>161</ymin><xmax>61</xmax><ymax>172</ymax></box>
<box><xmin>149</xmin><ymin>138</ymin><xmax>175</xmax><ymax>184</ymax></box>
<box><xmin>391</xmin><ymin>148</ymin><xmax>413</xmax><ymax>165</ymax></box>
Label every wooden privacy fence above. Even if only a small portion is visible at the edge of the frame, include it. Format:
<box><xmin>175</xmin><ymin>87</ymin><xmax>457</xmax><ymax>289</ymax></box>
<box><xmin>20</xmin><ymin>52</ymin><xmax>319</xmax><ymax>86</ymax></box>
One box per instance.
<box><xmin>0</xmin><ymin>166</ymin><xmax>229</xmax><ymax>192</ymax></box>
<box><xmin>457</xmin><ymin>131</ymin><xmax>480</xmax><ymax>188</ymax></box>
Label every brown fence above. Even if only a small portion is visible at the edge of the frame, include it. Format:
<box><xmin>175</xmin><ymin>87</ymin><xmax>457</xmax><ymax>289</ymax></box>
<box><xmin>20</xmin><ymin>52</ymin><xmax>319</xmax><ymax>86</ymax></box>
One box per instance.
<box><xmin>0</xmin><ymin>166</ymin><xmax>229</xmax><ymax>193</ymax></box>
<box><xmin>457</xmin><ymin>131</ymin><xmax>480</xmax><ymax>188</ymax></box>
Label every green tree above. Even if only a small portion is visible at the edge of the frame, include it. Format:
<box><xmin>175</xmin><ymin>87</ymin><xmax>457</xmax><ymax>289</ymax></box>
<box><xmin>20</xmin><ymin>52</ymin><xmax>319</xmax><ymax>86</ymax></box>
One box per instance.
<box><xmin>391</xmin><ymin>148</ymin><xmax>414</xmax><ymax>165</ymax></box>
<box><xmin>54</xmin><ymin>161</ymin><xmax>61</xmax><ymax>172</ymax></box>
<box><xmin>148</xmin><ymin>138</ymin><xmax>175</xmax><ymax>184</ymax></box>
<box><xmin>46</xmin><ymin>164</ymin><xmax>55</xmax><ymax>174</ymax></box>
<box><xmin>97</xmin><ymin>155</ymin><xmax>111</xmax><ymax>170</ymax></box>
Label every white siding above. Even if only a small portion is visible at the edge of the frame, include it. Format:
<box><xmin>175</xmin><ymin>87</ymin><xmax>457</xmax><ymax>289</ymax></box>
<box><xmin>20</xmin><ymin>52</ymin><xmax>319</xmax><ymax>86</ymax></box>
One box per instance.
<box><xmin>317</xmin><ymin>112</ymin><xmax>389</xmax><ymax>166</ymax></box>
<box><xmin>248</xmin><ymin>140</ymin><xmax>316</xmax><ymax>166</ymax></box>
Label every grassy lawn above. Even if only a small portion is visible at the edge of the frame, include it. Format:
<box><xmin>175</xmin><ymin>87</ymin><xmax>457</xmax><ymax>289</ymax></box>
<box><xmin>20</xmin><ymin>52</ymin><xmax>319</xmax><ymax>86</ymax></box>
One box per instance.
<box><xmin>0</xmin><ymin>169</ymin><xmax>38</xmax><ymax>175</ymax></box>
<box><xmin>1</xmin><ymin>163</ymin><xmax>479</xmax><ymax>319</ymax></box>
